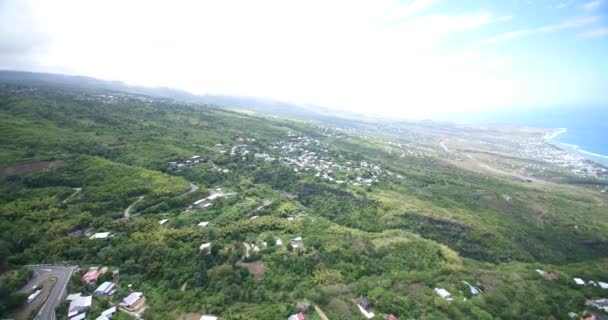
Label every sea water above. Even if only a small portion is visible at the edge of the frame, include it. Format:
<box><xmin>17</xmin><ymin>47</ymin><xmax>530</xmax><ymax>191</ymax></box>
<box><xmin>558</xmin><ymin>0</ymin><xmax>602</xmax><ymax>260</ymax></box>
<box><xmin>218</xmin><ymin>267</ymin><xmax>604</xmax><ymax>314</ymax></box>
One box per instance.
<box><xmin>445</xmin><ymin>106</ymin><xmax>608</xmax><ymax>166</ymax></box>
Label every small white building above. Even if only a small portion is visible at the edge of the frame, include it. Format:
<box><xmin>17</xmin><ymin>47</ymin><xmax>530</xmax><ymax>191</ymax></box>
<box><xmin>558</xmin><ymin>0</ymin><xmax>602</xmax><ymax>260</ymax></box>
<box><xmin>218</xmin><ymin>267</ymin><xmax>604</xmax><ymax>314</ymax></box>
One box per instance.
<box><xmin>198</xmin><ymin>221</ymin><xmax>210</xmax><ymax>227</ymax></box>
<box><xmin>573</xmin><ymin>278</ymin><xmax>585</xmax><ymax>286</ymax></box>
<box><xmin>598</xmin><ymin>281</ymin><xmax>608</xmax><ymax>289</ymax></box>
<box><xmin>276</xmin><ymin>239</ymin><xmax>283</xmax><ymax>247</ymax></box>
<box><xmin>95</xmin><ymin>306</ymin><xmax>116</xmax><ymax>320</ymax></box>
<box><xmin>67</xmin><ymin>294</ymin><xmax>92</xmax><ymax>318</ymax></box>
<box><xmin>291</xmin><ymin>237</ymin><xmax>303</xmax><ymax>249</ymax></box>
<box><xmin>90</xmin><ymin>232</ymin><xmax>111</xmax><ymax>240</ymax></box>
<box><xmin>434</xmin><ymin>288</ymin><xmax>453</xmax><ymax>301</ymax></box>
<box><xmin>159</xmin><ymin>219</ymin><xmax>169</xmax><ymax>225</ymax></box>
<box><xmin>200</xmin><ymin>242</ymin><xmax>212</xmax><ymax>254</ymax></box>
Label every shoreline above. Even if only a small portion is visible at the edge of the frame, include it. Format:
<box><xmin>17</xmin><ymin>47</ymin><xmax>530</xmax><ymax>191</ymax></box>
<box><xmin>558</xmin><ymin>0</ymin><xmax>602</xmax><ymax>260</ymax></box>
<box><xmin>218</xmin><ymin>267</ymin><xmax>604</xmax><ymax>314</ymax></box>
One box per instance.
<box><xmin>543</xmin><ymin>128</ymin><xmax>608</xmax><ymax>167</ymax></box>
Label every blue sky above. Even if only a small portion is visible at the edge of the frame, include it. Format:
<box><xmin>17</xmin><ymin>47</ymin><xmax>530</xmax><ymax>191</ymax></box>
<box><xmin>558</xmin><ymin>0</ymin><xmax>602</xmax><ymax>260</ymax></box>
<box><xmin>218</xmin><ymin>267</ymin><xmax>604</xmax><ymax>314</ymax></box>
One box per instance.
<box><xmin>0</xmin><ymin>0</ymin><xmax>606</xmax><ymax>118</ymax></box>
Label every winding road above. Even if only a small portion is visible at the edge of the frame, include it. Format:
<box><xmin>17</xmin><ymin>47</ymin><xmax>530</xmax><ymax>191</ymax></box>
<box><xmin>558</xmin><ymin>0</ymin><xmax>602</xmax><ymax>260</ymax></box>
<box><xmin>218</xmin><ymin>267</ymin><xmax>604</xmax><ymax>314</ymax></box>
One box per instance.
<box><xmin>20</xmin><ymin>265</ymin><xmax>78</xmax><ymax>320</ymax></box>
<box><xmin>62</xmin><ymin>187</ymin><xmax>82</xmax><ymax>204</ymax></box>
<box><xmin>123</xmin><ymin>195</ymin><xmax>144</xmax><ymax>218</ymax></box>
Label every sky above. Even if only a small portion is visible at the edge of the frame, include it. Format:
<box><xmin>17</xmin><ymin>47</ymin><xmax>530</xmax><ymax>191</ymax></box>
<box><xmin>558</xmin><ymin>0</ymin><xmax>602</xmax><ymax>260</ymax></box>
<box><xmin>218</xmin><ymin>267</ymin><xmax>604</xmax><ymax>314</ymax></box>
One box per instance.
<box><xmin>0</xmin><ymin>0</ymin><xmax>607</xmax><ymax>118</ymax></box>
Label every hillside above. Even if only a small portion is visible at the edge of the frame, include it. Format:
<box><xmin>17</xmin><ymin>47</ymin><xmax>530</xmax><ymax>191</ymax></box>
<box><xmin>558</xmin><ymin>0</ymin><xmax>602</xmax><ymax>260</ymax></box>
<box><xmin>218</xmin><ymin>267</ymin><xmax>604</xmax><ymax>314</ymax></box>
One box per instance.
<box><xmin>1</xmin><ymin>80</ymin><xmax>608</xmax><ymax>319</ymax></box>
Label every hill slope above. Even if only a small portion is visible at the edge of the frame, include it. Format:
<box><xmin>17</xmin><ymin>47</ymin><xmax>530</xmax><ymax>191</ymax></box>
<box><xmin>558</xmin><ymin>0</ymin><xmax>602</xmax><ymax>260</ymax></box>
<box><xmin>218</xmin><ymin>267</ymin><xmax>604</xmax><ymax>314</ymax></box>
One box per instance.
<box><xmin>0</xmin><ymin>80</ymin><xmax>607</xmax><ymax>319</ymax></box>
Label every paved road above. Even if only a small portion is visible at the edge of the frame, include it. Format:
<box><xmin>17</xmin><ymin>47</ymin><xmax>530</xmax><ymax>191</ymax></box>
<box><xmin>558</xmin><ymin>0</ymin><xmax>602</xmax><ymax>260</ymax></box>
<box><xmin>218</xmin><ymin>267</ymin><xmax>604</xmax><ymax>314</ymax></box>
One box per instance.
<box><xmin>20</xmin><ymin>265</ymin><xmax>77</xmax><ymax>320</ymax></box>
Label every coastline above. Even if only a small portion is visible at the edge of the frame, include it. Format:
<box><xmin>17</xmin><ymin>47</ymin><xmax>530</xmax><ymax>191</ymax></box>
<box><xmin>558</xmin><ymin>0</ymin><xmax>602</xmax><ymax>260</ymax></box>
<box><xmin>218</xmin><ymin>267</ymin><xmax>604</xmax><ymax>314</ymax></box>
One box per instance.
<box><xmin>544</xmin><ymin>128</ymin><xmax>608</xmax><ymax>167</ymax></box>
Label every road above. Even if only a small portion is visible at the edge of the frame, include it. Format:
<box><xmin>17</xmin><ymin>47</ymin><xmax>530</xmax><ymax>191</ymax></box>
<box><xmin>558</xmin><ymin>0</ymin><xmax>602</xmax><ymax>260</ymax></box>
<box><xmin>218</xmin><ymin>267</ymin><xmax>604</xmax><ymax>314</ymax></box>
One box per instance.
<box><xmin>178</xmin><ymin>182</ymin><xmax>198</xmax><ymax>197</ymax></box>
<box><xmin>123</xmin><ymin>195</ymin><xmax>144</xmax><ymax>218</ymax></box>
<box><xmin>20</xmin><ymin>265</ymin><xmax>77</xmax><ymax>320</ymax></box>
<box><xmin>62</xmin><ymin>187</ymin><xmax>82</xmax><ymax>204</ymax></box>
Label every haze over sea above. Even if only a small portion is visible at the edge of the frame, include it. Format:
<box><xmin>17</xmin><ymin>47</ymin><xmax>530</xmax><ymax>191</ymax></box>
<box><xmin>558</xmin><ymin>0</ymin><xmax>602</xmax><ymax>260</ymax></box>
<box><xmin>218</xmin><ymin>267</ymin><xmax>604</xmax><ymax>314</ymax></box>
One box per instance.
<box><xmin>445</xmin><ymin>106</ymin><xmax>608</xmax><ymax>167</ymax></box>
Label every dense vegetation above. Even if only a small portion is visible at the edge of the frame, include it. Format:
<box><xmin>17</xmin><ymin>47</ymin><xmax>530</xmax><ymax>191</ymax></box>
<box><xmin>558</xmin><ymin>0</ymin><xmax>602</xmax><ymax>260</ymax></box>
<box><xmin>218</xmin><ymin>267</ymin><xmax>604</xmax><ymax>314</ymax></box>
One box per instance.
<box><xmin>1</xmin><ymin>83</ymin><xmax>607</xmax><ymax>319</ymax></box>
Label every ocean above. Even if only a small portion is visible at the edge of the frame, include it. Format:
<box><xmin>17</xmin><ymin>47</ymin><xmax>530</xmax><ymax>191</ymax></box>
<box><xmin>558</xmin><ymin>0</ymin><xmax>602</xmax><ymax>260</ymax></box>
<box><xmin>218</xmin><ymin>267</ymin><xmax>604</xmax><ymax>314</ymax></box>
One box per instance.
<box><xmin>446</xmin><ymin>106</ymin><xmax>608</xmax><ymax>167</ymax></box>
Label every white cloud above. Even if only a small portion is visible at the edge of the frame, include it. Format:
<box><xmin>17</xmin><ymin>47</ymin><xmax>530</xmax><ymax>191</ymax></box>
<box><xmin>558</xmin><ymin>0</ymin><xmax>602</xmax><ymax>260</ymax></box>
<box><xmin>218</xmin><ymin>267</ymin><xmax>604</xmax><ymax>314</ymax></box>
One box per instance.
<box><xmin>0</xmin><ymin>0</ymin><xmax>604</xmax><ymax>118</ymax></box>
<box><xmin>581</xmin><ymin>27</ymin><xmax>608</xmax><ymax>37</ymax></box>
<box><xmin>474</xmin><ymin>16</ymin><xmax>601</xmax><ymax>46</ymax></box>
<box><xmin>582</xmin><ymin>0</ymin><xmax>604</xmax><ymax>10</ymax></box>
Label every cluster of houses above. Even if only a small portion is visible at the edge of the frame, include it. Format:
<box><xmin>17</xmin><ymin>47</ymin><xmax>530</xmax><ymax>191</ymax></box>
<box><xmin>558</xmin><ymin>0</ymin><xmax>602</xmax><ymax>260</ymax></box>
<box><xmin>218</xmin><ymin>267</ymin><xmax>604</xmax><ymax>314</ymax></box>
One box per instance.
<box><xmin>168</xmin><ymin>155</ymin><xmax>206</xmax><ymax>171</ymax></box>
<box><xmin>188</xmin><ymin>187</ymin><xmax>227</xmax><ymax>211</ymax></box>
<box><xmin>66</xmin><ymin>266</ymin><xmax>146</xmax><ymax>319</ymax></box>
<box><xmin>573</xmin><ymin>277</ymin><xmax>608</xmax><ymax>289</ymax></box>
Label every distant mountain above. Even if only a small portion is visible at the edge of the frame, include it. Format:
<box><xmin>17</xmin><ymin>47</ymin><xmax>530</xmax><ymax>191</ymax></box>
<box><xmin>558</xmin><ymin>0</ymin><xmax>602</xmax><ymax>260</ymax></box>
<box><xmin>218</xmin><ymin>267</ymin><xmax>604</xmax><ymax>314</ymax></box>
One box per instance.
<box><xmin>0</xmin><ymin>70</ymin><xmax>368</xmax><ymax>122</ymax></box>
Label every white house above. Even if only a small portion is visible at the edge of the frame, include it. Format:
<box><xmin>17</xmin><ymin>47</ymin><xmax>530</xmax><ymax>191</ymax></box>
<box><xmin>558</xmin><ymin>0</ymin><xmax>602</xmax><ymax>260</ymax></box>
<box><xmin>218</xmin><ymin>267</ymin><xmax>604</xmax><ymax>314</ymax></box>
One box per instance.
<box><xmin>573</xmin><ymin>278</ymin><xmax>585</xmax><ymax>286</ymax></box>
<box><xmin>90</xmin><ymin>232</ymin><xmax>111</xmax><ymax>239</ymax></box>
<box><xmin>94</xmin><ymin>281</ymin><xmax>116</xmax><ymax>296</ymax></box>
<box><xmin>434</xmin><ymin>288</ymin><xmax>453</xmax><ymax>301</ymax></box>
<box><xmin>67</xmin><ymin>294</ymin><xmax>92</xmax><ymax>318</ymax></box>
<box><xmin>198</xmin><ymin>221</ymin><xmax>210</xmax><ymax>227</ymax></box>
<box><xmin>599</xmin><ymin>281</ymin><xmax>608</xmax><ymax>289</ymax></box>
<box><xmin>159</xmin><ymin>219</ymin><xmax>169</xmax><ymax>225</ymax></box>
<box><xmin>291</xmin><ymin>237</ymin><xmax>303</xmax><ymax>249</ymax></box>
<box><xmin>120</xmin><ymin>292</ymin><xmax>145</xmax><ymax>311</ymax></box>
<box><xmin>200</xmin><ymin>242</ymin><xmax>212</xmax><ymax>254</ymax></box>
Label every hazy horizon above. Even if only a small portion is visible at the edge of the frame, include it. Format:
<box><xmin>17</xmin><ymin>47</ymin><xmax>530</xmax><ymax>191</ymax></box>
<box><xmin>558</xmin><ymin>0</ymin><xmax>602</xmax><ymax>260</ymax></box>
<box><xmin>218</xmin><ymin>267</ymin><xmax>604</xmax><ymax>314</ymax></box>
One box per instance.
<box><xmin>1</xmin><ymin>0</ymin><xmax>607</xmax><ymax>118</ymax></box>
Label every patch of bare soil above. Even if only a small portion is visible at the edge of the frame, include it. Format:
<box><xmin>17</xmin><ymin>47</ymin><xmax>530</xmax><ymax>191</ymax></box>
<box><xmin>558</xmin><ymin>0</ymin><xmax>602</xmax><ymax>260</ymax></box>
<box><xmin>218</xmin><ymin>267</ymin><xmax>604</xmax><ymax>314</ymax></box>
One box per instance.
<box><xmin>541</xmin><ymin>272</ymin><xmax>559</xmax><ymax>281</ymax></box>
<box><xmin>237</xmin><ymin>261</ymin><xmax>265</xmax><ymax>280</ymax></box>
<box><xmin>0</xmin><ymin>160</ymin><xmax>64</xmax><ymax>179</ymax></box>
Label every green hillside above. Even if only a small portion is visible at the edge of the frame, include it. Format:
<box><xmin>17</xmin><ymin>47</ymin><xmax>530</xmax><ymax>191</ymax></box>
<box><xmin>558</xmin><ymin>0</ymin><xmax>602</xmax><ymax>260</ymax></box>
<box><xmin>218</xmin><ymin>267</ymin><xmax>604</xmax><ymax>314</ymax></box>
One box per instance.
<box><xmin>1</xmin><ymin>83</ymin><xmax>607</xmax><ymax>319</ymax></box>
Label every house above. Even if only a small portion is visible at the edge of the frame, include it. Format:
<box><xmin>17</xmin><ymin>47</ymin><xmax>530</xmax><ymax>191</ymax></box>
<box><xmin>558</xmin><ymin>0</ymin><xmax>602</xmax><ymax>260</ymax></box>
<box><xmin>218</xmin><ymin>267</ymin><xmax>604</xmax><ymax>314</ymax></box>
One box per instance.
<box><xmin>95</xmin><ymin>306</ymin><xmax>117</xmax><ymax>320</ymax></box>
<box><xmin>81</xmin><ymin>267</ymin><xmax>107</xmax><ymax>283</ymax></box>
<box><xmin>599</xmin><ymin>281</ymin><xmax>608</xmax><ymax>289</ymax></box>
<box><xmin>67</xmin><ymin>294</ymin><xmax>92</xmax><ymax>318</ymax></box>
<box><xmin>94</xmin><ymin>281</ymin><xmax>116</xmax><ymax>296</ymax></box>
<box><xmin>120</xmin><ymin>292</ymin><xmax>145</xmax><ymax>312</ymax></box>
<box><xmin>291</xmin><ymin>237</ymin><xmax>303</xmax><ymax>249</ymax></box>
<box><xmin>276</xmin><ymin>239</ymin><xmax>283</xmax><ymax>247</ymax></box>
<box><xmin>288</xmin><ymin>312</ymin><xmax>305</xmax><ymax>320</ymax></box>
<box><xmin>70</xmin><ymin>314</ymin><xmax>87</xmax><ymax>320</ymax></box>
<box><xmin>90</xmin><ymin>232</ymin><xmax>111</xmax><ymax>239</ymax></box>
<box><xmin>198</xmin><ymin>221</ymin><xmax>210</xmax><ymax>227</ymax></box>
<box><xmin>434</xmin><ymin>288</ymin><xmax>453</xmax><ymax>301</ymax></box>
<box><xmin>574</xmin><ymin>278</ymin><xmax>585</xmax><ymax>285</ymax></box>
<box><xmin>159</xmin><ymin>219</ymin><xmax>169</xmax><ymax>225</ymax></box>
<box><xmin>200</xmin><ymin>242</ymin><xmax>212</xmax><ymax>254</ymax></box>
